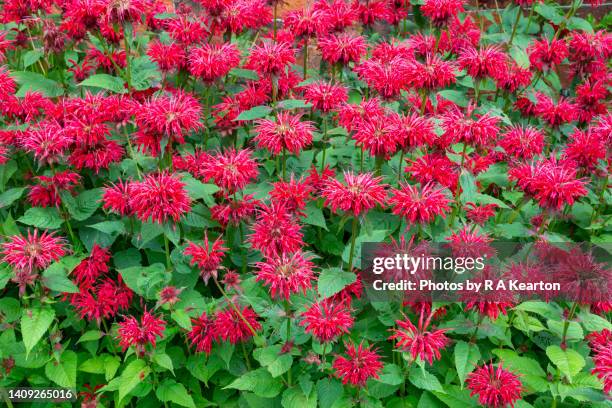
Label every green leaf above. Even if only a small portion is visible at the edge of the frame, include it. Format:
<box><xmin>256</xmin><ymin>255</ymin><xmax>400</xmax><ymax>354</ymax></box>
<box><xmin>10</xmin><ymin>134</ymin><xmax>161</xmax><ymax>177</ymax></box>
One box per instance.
<box><xmin>118</xmin><ymin>263</ymin><xmax>170</xmax><ymax>299</ymax></box>
<box><xmin>235</xmin><ymin>105</ymin><xmax>272</xmax><ymax>121</ymax></box>
<box><xmin>546</xmin><ymin>346</ymin><xmax>585</xmax><ymax>383</ymax></box>
<box><xmin>118</xmin><ymin>359</ymin><xmax>151</xmax><ymax>402</ymax></box>
<box><xmin>281</xmin><ymin>387</ymin><xmax>317</xmax><ymax>408</ymax></box>
<box><xmin>459</xmin><ymin>171</ymin><xmax>477</xmax><ymax>204</ymax></box>
<box><xmin>438</xmin><ymin>90</ymin><xmax>468</xmax><ymax>107</ymax></box>
<box><xmin>253</xmin><ymin>346</ymin><xmax>293</xmax><ymax>378</ymax></box>
<box><xmin>88</xmin><ymin>220</ymin><xmax>126</xmax><ymax>235</ymax></box>
<box><xmin>182</xmin><ymin>175</ymin><xmax>219</xmax><ymax>200</ymax></box>
<box><xmin>225</xmin><ymin>368</ymin><xmax>283</xmax><ymax>398</ymax></box>
<box><xmin>472</xmin><ymin>193</ymin><xmax>510</xmax><ymax>209</ymax></box>
<box><xmin>45</xmin><ymin>350</ymin><xmax>77</xmax><ymax>388</ymax></box>
<box><xmin>79</xmin><ymin>354</ymin><xmax>120</xmax><ymax>381</ymax></box>
<box><xmin>21</xmin><ymin>307</ymin><xmax>55</xmax><ymax>357</ymax></box>
<box><xmin>493</xmin><ymin>223</ymin><xmax>531</xmax><ymax>238</ymax></box>
<box><xmin>156</xmin><ymin>379</ymin><xmax>195</xmax><ymax>408</ymax></box>
<box><xmin>318</xmin><ymin>267</ymin><xmax>357</xmax><ymax>299</ymax></box>
<box><xmin>23</xmin><ymin>50</ymin><xmax>43</xmax><ymax>68</ymax></box>
<box><xmin>0</xmin><ymin>187</ymin><xmax>26</xmax><ymax>209</ymax></box>
<box><xmin>317</xmin><ymin>378</ymin><xmax>344</xmax><ymax>408</ymax></box>
<box><xmin>153</xmin><ymin>353</ymin><xmax>175</xmax><ymax>375</ymax></box>
<box><xmin>42</xmin><ymin>255</ymin><xmax>84</xmax><ymax>293</ymax></box>
<box><xmin>377</xmin><ymin>364</ymin><xmax>403</xmax><ymax>386</ymax></box>
<box><xmin>455</xmin><ymin>341</ymin><xmax>481</xmax><ymax>387</ymax></box>
<box><xmin>61</xmin><ymin>189</ymin><xmax>103</xmax><ymax>221</ymax></box>
<box><xmin>79</xmin><ymin>74</ymin><xmax>127</xmax><ymax>94</ymax></box>
<box><xmin>77</xmin><ymin>330</ymin><xmax>103</xmax><ymax>343</ymax></box>
<box><xmin>303</xmin><ymin>202</ymin><xmax>327</xmax><ymax>230</ymax></box>
<box><xmin>534</xmin><ymin>3</ymin><xmax>564</xmax><ymax>25</ymax></box>
<box><xmin>277</xmin><ymin>99</ymin><xmax>313</xmax><ymax>110</ymax></box>
<box><xmin>229</xmin><ymin>68</ymin><xmax>259</xmax><ymax>80</ymax></box>
<box><xmin>18</xmin><ymin>207</ymin><xmax>63</xmax><ymax>229</ymax></box>
<box><xmin>11</xmin><ymin>71</ymin><xmax>64</xmax><ymax>97</ymax></box>
<box><xmin>567</xmin><ymin>16</ymin><xmax>593</xmax><ymax>33</ymax></box>
<box><xmin>409</xmin><ymin>366</ymin><xmax>445</xmax><ymax>393</ymax></box>
<box><xmin>577</xmin><ymin>311</ymin><xmax>612</xmax><ymax>332</ymax></box>
<box><xmin>171</xmin><ymin>309</ymin><xmax>192</xmax><ymax>330</ymax></box>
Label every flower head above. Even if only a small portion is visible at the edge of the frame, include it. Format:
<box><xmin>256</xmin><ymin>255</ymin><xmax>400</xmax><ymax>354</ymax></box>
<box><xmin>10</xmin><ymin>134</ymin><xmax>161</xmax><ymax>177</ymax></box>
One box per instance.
<box><xmin>318</xmin><ymin>33</ymin><xmax>367</xmax><ymax>65</ymax></box>
<box><xmin>254</xmin><ymin>112</ymin><xmax>315</xmax><ymax>155</ymax></box>
<box><xmin>184</xmin><ymin>234</ymin><xmax>227</xmax><ymax>284</ymax></box>
<box><xmin>202</xmin><ymin>148</ymin><xmax>259</xmax><ymax>193</ymax></box>
<box><xmin>528</xmin><ymin>38</ymin><xmax>568</xmax><ymax>72</ymax></box>
<box><xmin>117</xmin><ymin>310</ymin><xmax>166</xmax><ymax>356</ymax></box>
<box><xmin>214</xmin><ymin>306</ymin><xmax>261</xmax><ymax>344</ymax></box>
<box><xmin>129</xmin><ymin>172</ymin><xmax>191</xmax><ymax>224</ymax></box>
<box><xmin>333</xmin><ymin>342</ymin><xmax>383</xmax><ymax>386</ymax></box>
<box><xmin>255</xmin><ymin>251</ymin><xmax>315</xmax><ymax>299</ymax></box>
<box><xmin>458</xmin><ymin>45</ymin><xmax>507</xmax><ymax>81</ymax></box>
<box><xmin>421</xmin><ymin>0</ymin><xmax>465</xmax><ymax>26</ymax></box>
<box><xmin>322</xmin><ymin>172</ymin><xmax>387</xmax><ymax>216</ymax></box>
<box><xmin>249</xmin><ymin>201</ymin><xmax>304</xmax><ymax>257</ymax></box>
<box><xmin>389</xmin><ymin>183</ymin><xmax>452</xmax><ymax>224</ymax></box>
<box><xmin>188</xmin><ymin>43</ymin><xmax>240</xmax><ymax>82</ymax></box>
<box><xmin>247</xmin><ymin>41</ymin><xmax>295</xmax><ymax>75</ymax></box>
<box><xmin>389</xmin><ymin>308</ymin><xmax>449</xmax><ymax>364</ymax></box>
<box><xmin>302</xmin><ymin>81</ymin><xmax>348</xmax><ymax>112</ymax></box>
<box><xmin>187</xmin><ymin>312</ymin><xmax>217</xmax><ymax>354</ymax></box>
<box><xmin>1</xmin><ymin>229</ymin><xmax>66</xmax><ymax>274</ymax></box>
<box><xmin>300</xmin><ymin>300</ymin><xmax>353</xmax><ymax>342</ymax></box>
<box><xmin>467</xmin><ymin>362</ymin><xmax>523</xmax><ymax>408</ymax></box>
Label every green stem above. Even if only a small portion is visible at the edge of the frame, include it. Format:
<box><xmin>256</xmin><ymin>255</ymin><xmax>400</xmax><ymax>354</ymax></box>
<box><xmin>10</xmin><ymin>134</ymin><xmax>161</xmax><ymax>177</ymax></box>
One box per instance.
<box><xmin>241</xmin><ymin>341</ymin><xmax>252</xmax><ymax>370</ymax></box>
<box><xmin>320</xmin><ymin>115</ymin><xmax>328</xmax><ymax>171</ymax></box>
<box><xmin>397</xmin><ymin>150</ymin><xmax>405</xmax><ymax>185</ymax></box>
<box><xmin>303</xmin><ymin>38</ymin><xmax>308</xmax><ymax>79</ymax></box>
<box><xmin>508</xmin><ymin>5</ymin><xmax>522</xmax><ymax>47</ymax></box>
<box><xmin>525</xmin><ymin>4</ymin><xmax>535</xmax><ymax>32</ymax></box>
<box><xmin>212</xmin><ymin>276</ymin><xmax>261</xmax><ymax>342</ymax></box>
<box><xmin>448</xmin><ymin>144</ymin><xmax>468</xmax><ymax>227</ymax></box>
<box><xmin>123</xmin><ymin>25</ymin><xmax>132</xmax><ymax>90</ymax></box>
<box><xmin>163</xmin><ymin>233</ymin><xmax>171</xmax><ymax>271</ymax></box>
<box><xmin>507</xmin><ymin>197</ymin><xmax>529</xmax><ymax>224</ymax></box>
<box><xmin>284</xmin><ymin>300</ymin><xmax>292</xmax><ymax>386</ymax></box>
<box><xmin>282</xmin><ymin>148</ymin><xmax>287</xmax><ymax>180</ymax></box>
<box><xmin>347</xmin><ymin>216</ymin><xmax>359</xmax><ymax>273</ymax></box>
<box><xmin>589</xmin><ymin>175</ymin><xmax>608</xmax><ymax>234</ymax></box>
<box><xmin>561</xmin><ymin>303</ymin><xmax>578</xmax><ymax>345</ymax></box>
<box><xmin>470</xmin><ymin>314</ymin><xmax>486</xmax><ymax>343</ymax></box>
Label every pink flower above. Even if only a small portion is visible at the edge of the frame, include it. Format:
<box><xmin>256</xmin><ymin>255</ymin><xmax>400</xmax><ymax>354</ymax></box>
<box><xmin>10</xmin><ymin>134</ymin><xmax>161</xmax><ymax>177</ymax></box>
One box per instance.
<box><xmin>389</xmin><ymin>308</ymin><xmax>449</xmax><ymax>364</ymax></box>
<box><xmin>318</xmin><ymin>32</ymin><xmax>367</xmax><ymax>65</ymax></box>
<box><xmin>202</xmin><ymin>148</ymin><xmax>259</xmax><ymax>193</ymax></box>
<box><xmin>563</xmin><ymin>129</ymin><xmax>606</xmax><ymax>170</ymax></box>
<box><xmin>1</xmin><ymin>229</ymin><xmax>66</xmax><ymax>274</ymax></box>
<box><xmin>302</xmin><ymin>81</ymin><xmax>348</xmax><ymax>112</ymax></box>
<box><xmin>187</xmin><ymin>312</ymin><xmax>217</xmax><ymax>354</ymax></box>
<box><xmin>300</xmin><ymin>300</ymin><xmax>353</xmax><ymax>342</ymax></box>
<box><xmin>333</xmin><ymin>342</ymin><xmax>383</xmax><ymax>386</ymax></box>
<box><xmin>255</xmin><ymin>251</ymin><xmax>314</xmax><ymax>299</ymax></box>
<box><xmin>421</xmin><ymin>0</ymin><xmax>465</xmax><ymax>26</ymax></box>
<box><xmin>528</xmin><ymin>38</ymin><xmax>568</xmax><ymax>72</ymax></box>
<box><xmin>188</xmin><ymin>43</ymin><xmax>240</xmax><ymax>82</ymax></box>
<box><xmin>500</xmin><ymin>125</ymin><xmax>544</xmax><ymax>160</ymax></box>
<box><xmin>407</xmin><ymin>54</ymin><xmax>456</xmax><ymax>90</ymax></box>
<box><xmin>184</xmin><ymin>234</ymin><xmax>227</xmax><ymax>284</ymax></box>
<box><xmin>254</xmin><ymin>112</ymin><xmax>315</xmax><ymax>155</ymax></box>
<box><xmin>102</xmin><ymin>179</ymin><xmax>133</xmax><ymax>216</ymax></box>
<box><xmin>72</xmin><ymin>245</ymin><xmax>110</xmax><ymax>290</ymax></box>
<box><xmin>467</xmin><ymin>363</ymin><xmax>523</xmax><ymax>408</ymax></box>
<box><xmin>247</xmin><ymin>41</ymin><xmax>296</xmax><ymax>75</ymax></box>
<box><xmin>117</xmin><ymin>310</ymin><xmax>166</xmax><ymax>356</ymax></box>
<box><xmin>147</xmin><ymin>40</ymin><xmax>186</xmax><ymax>72</ymax></box>
<box><xmin>389</xmin><ymin>183</ymin><xmax>452</xmax><ymax>224</ymax></box>
<box><xmin>322</xmin><ymin>171</ymin><xmax>387</xmax><ymax>216</ymax></box>
<box><xmin>21</xmin><ymin>121</ymin><xmax>72</xmax><ymax>165</ymax></box>
<box><xmin>128</xmin><ymin>172</ymin><xmax>191</xmax><ymax>224</ymax></box>
<box><xmin>214</xmin><ymin>306</ymin><xmax>261</xmax><ymax>344</ymax></box>
<box><xmin>458</xmin><ymin>45</ymin><xmax>508</xmax><ymax>81</ymax></box>
<box><xmin>249</xmin><ymin>202</ymin><xmax>304</xmax><ymax>257</ymax></box>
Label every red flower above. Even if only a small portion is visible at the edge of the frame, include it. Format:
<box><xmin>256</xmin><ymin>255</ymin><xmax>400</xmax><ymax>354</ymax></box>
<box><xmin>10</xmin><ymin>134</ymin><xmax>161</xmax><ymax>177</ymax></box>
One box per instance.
<box><xmin>214</xmin><ymin>306</ymin><xmax>261</xmax><ymax>344</ymax></box>
<box><xmin>563</xmin><ymin>129</ymin><xmax>606</xmax><ymax>170</ymax></box>
<box><xmin>588</xmin><ymin>329</ymin><xmax>612</xmax><ymax>393</ymax></box>
<box><xmin>128</xmin><ymin>172</ymin><xmax>191</xmax><ymax>224</ymax></box>
<box><xmin>510</xmin><ymin>157</ymin><xmax>587</xmax><ymax>210</ymax></box>
<box><xmin>117</xmin><ymin>310</ymin><xmax>166</xmax><ymax>356</ymax></box>
<box><xmin>158</xmin><ymin>286</ymin><xmax>182</xmax><ymax>306</ymax></box>
<box><xmin>249</xmin><ymin>201</ymin><xmax>304</xmax><ymax>257</ymax></box>
<box><xmin>465</xmin><ymin>203</ymin><xmax>497</xmax><ymax>225</ymax></box>
<box><xmin>534</xmin><ymin>94</ymin><xmax>577</xmax><ymax>127</ymax></box>
<box><xmin>467</xmin><ymin>362</ymin><xmax>523</xmax><ymax>408</ymax></box>
<box><xmin>352</xmin><ymin>114</ymin><xmax>401</xmax><ymax>159</ymax></box>
<box><xmin>318</xmin><ymin>32</ymin><xmax>367</xmax><ymax>65</ymax></box>
<box><xmin>247</xmin><ymin>41</ymin><xmax>295</xmax><ymax>75</ymax></box>
<box><xmin>147</xmin><ymin>40</ymin><xmax>186</xmax><ymax>72</ymax></box>
<box><xmin>254</xmin><ymin>112</ymin><xmax>315</xmax><ymax>155</ymax></box>
<box><xmin>284</xmin><ymin>7</ymin><xmax>331</xmax><ymax>38</ymax></box>
<box><xmin>313</xmin><ymin>0</ymin><xmax>357</xmax><ymax>31</ymax></box>
<box><xmin>164</xmin><ymin>15</ymin><xmax>208</xmax><ymax>46</ymax></box>
<box><xmin>188</xmin><ymin>43</ymin><xmax>240</xmax><ymax>82</ymax></box>
<box><xmin>528</xmin><ymin>38</ymin><xmax>568</xmax><ymax>72</ymax></box>
<box><xmin>202</xmin><ymin>148</ymin><xmax>259</xmax><ymax>193</ymax></box>
<box><xmin>302</xmin><ymin>81</ymin><xmax>348</xmax><ymax>112</ymax></box>
<box><xmin>496</xmin><ymin>62</ymin><xmax>532</xmax><ymax>92</ymax></box>
<box><xmin>458</xmin><ymin>45</ymin><xmax>507</xmax><ymax>81</ymax></box>
<box><xmin>300</xmin><ymin>300</ymin><xmax>353</xmax><ymax>342</ymax></box>
<box><xmin>322</xmin><ymin>171</ymin><xmax>387</xmax><ymax>216</ymax></box>
<box><xmin>21</xmin><ymin>121</ymin><xmax>72</xmax><ymax>165</ymax></box>
<box><xmin>73</xmin><ymin>245</ymin><xmax>110</xmax><ymax>290</ymax></box>
<box><xmin>442</xmin><ymin>105</ymin><xmax>500</xmax><ymax>148</ymax></box>
<box><xmin>184</xmin><ymin>234</ymin><xmax>227</xmax><ymax>284</ymax></box>
<box><xmin>407</xmin><ymin>54</ymin><xmax>456</xmax><ymax>90</ymax></box>
<box><xmin>405</xmin><ymin>153</ymin><xmax>458</xmax><ymax>190</ymax></box>
<box><xmin>255</xmin><ymin>251</ymin><xmax>314</xmax><ymax>299</ymax></box>
<box><xmin>211</xmin><ymin>193</ymin><xmax>259</xmax><ymax>226</ymax></box>
<box><xmin>28</xmin><ymin>170</ymin><xmax>81</xmax><ymax>208</ymax></box>
<box><xmin>134</xmin><ymin>91</ymin><xmax>202</xmax><ymax>144</ymax></box>
<box><xmin>70</xmin><ymin>277</ymin><xmax>133</xmax><ymax>323</ymax></box>
<box><xmin>421</xmin><ymin>0</ymin><xmax>465</xmax><ymax>26</ymax></box>
<box><xmin>102</xmin><ymin>179</ymin><xmax>133</xmax><ymax>216</ymax></box>
<box><xmin>1</xmin><ymin>229</ymin><xmax>66</xmax><ymax>274</ymax></box>
<box><xmin>269</xmin><ymin>177</ymin><xmax>313</xmax><ymax>214</ymax></box>
<box><xmin>355</xmin><ymin>57</ymin><xmax>411</xmax><ymax>99</ymax></box>
<box><xmin>333</xmin><ymin>342</ymin><xmax>383</xmax><ymax>386</ymax></box>
<box><xmin>187</xmin><ymin>312</ymin><xmax>217</xmax><ymax>354</ymax></box>
<box><xmin>500</xmin><ymin>125</ymin><xmax>544</xmax><ymax>160</ymax></box>
<box><xmin>389</xmin><ymin>183</ymin><xmax>452</xmax><ymax>224</ymax></box>
<box><xmin>389</xmin><ymin>308</ymin><xmax>449</xmax><ymax>364</ymax></box>
<box><xmin>393</xmin><ymin>113</ymin><xmax>436</xmax><ymax>149</ymax></box>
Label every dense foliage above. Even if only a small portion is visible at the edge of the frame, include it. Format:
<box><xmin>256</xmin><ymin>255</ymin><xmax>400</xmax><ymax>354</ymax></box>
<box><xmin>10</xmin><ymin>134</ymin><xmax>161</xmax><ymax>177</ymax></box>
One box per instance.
<box><xmin>0</xmin><ymin>0</ymin><xmax>610</xmax><ymax>407</ymax></box>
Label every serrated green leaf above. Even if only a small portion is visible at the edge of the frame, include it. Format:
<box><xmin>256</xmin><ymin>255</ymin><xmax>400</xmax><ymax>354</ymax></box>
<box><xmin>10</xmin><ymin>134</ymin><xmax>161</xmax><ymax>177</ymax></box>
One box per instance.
<box><xmin>79</xmin><ymin>74</ymin><xmax>127</xmax><ymax>94</ymax></box>
<box><xmin>118</xmin><ymin>359</ymin><xmax>150</xmax><ymax>402</ymax></box>
<box><xmin>21</xmin><ymin>307</ymin><xmax>55</xmax><ymax>357</ymax></box>
<box><xmin>235</xmin><ymin>105</ymin><xmax>272</xmax><ymax>121</ymax></box>
<box><xmin>317</xmin><ymin>267</ymin><xmax>357</xmax><ymax>299</ymax></box>
<box><xmin>455</xmin><ymin>341</ymin><xmax>481</xmax><ymax>387</ymax></box>
<box><xmin>0</xmin><ymin>187</ymin><xmax>26</xmax><ymax>209</ymax></box>
<box><xmin>156</xmin><ymin>379</ymin><xmax>196</xmax><ymax>408</ymax></box>
<box><xmin>45</xmin><ymin>350</ymin><xmax>77</xmax><ymax>388</ymax></box>
<box><xmin>546</xmin><ymin>346</ymin><xmax>585</xmax><ymax>383</ymax></box>
<box><xmin>18</xmin><ymin>207</ymin><xmax>63</xmax><ymax>229</ymax></box>
<box><xmin>11</xmin><ymin>71</ymin><xmax>64</xmax><ymax>97</ymax></box>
